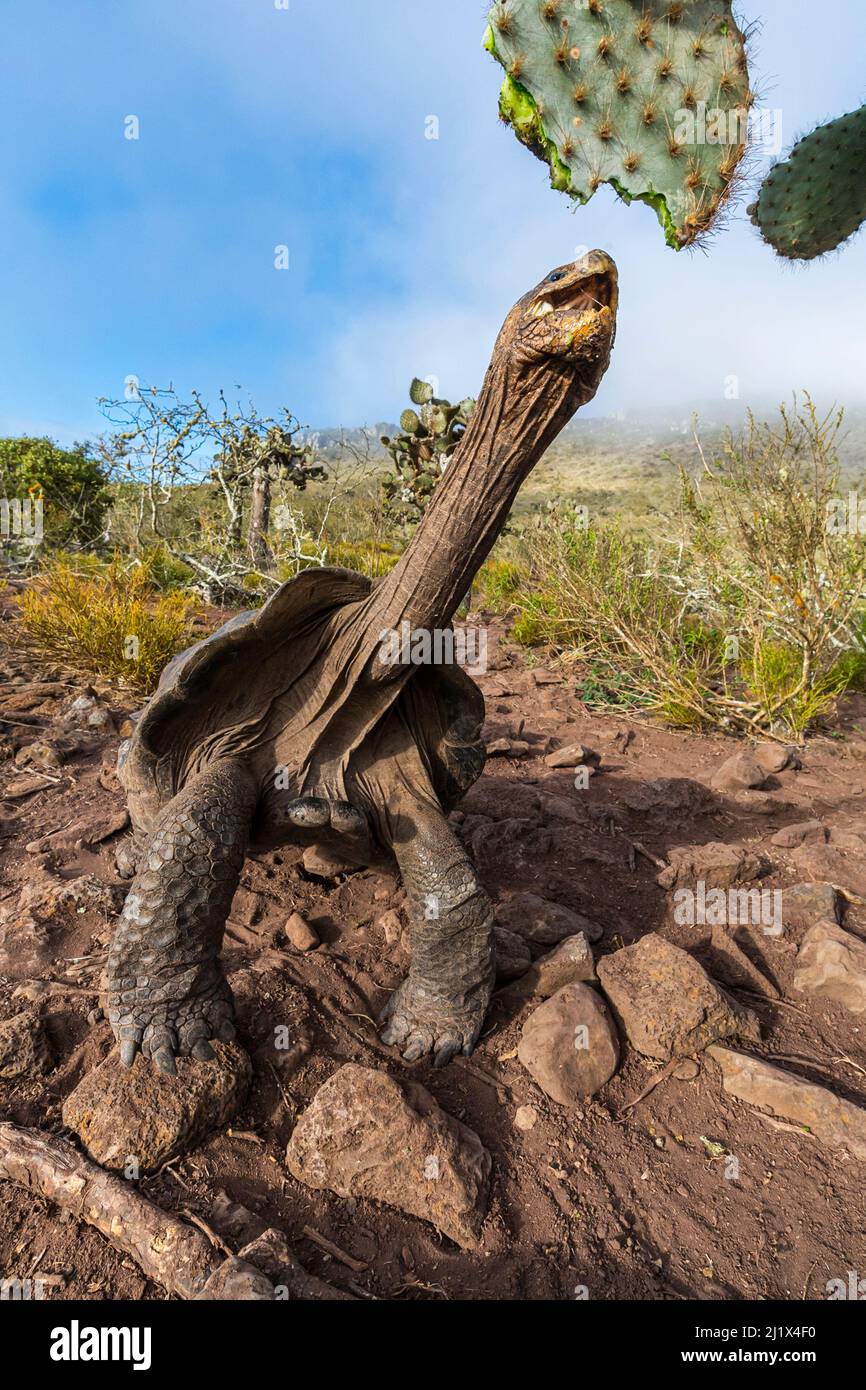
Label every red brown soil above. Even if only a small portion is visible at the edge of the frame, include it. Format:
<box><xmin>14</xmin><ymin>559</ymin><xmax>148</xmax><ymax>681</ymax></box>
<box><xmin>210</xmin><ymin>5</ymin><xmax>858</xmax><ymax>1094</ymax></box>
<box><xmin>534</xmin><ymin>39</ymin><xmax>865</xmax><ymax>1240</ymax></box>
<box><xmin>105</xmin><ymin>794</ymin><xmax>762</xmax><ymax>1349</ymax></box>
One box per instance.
<box><xmin>2</xmin><ymin>601</ymin><xmax>866</xmax><ymax>1302</ymax></box>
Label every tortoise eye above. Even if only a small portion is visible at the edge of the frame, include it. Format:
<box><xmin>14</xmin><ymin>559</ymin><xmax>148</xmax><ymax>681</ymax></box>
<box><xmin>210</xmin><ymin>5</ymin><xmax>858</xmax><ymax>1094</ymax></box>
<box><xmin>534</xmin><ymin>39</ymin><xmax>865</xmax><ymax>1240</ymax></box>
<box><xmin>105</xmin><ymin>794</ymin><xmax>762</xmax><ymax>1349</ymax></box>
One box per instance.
<box><xmin>547</xmin><ymin>271</ymin><xmax>566</xmax><ymax>283</ymax></box>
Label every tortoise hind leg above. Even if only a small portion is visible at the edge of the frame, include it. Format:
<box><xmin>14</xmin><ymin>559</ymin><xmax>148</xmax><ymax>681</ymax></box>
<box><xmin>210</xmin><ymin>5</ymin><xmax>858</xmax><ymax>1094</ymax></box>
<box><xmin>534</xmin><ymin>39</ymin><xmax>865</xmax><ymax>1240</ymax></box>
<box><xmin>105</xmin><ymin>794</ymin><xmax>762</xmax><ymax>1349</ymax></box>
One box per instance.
<box><xmin>107</xmin><ymin>758</ymin><xmax>257</xmax><ymax>1075</ymax></box>
<box><xmin>380</xmin><ymin>800</ymin><xmax>496</xmax><ymax>1067</ymax></box>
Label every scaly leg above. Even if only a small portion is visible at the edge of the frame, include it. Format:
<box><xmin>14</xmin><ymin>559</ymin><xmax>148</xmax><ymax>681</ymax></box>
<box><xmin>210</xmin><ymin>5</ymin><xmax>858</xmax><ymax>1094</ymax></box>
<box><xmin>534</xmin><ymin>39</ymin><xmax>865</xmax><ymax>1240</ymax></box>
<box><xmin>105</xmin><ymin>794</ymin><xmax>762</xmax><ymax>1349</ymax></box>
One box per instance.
<box><xmin>380</xmin><ymin>802</ymin><xmax>495</xmax><ymax>1067</ymax></box>
<box><xmin>107</xmin><ymin>759</ymin><xmax>257</xmax><ymax>1075</ymax></box>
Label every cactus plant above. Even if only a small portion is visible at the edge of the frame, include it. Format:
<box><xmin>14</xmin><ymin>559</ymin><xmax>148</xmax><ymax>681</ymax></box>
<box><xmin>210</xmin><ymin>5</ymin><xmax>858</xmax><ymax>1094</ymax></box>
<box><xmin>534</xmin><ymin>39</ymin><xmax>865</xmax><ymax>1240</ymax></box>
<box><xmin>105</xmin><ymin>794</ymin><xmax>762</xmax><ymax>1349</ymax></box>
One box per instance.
<box><xmin>749</xmin><ymin>105</ymin><xmax>866</xmax><ymax>261</ymax></box>
<box><xmin>381</xmin><ymin>379</ymin><xmax>476</xmax><ymax>524</ymax></box>
<box><xmin>484</xmin><ymin>0</ymin><xmax>753</xmax><ymax>249</ymax></box>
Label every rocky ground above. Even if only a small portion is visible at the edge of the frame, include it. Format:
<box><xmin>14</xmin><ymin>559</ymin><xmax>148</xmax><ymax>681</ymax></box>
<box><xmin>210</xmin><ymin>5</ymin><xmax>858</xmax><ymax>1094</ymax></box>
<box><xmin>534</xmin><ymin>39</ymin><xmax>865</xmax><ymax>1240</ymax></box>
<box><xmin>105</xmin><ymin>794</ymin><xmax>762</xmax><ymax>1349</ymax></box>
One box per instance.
<box><xmin>2</xmin><ymin>604</ymin><xmax>866</xmax><ymax>1301</ymax></box>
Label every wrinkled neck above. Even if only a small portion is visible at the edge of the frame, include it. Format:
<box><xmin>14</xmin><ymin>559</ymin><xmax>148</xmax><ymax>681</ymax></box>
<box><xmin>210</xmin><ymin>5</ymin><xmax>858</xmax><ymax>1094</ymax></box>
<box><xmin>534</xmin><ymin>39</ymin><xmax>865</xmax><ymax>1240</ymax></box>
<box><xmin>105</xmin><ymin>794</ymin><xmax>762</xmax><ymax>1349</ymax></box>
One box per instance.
<box><xmin>365</xmin><ymin>353</ymin><xmax>580</xmax><ymax>641</ymax></box>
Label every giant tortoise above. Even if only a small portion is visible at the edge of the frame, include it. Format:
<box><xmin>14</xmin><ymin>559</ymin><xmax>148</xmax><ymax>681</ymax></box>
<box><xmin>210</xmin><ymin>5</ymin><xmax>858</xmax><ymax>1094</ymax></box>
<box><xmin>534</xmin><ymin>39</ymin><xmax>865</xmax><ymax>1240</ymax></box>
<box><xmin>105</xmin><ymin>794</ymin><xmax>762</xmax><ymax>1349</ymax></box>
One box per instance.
<box><xmin>108</xmin><ymin>251</ymin><xmax>618</xmax><ymax>1074</ymax></box>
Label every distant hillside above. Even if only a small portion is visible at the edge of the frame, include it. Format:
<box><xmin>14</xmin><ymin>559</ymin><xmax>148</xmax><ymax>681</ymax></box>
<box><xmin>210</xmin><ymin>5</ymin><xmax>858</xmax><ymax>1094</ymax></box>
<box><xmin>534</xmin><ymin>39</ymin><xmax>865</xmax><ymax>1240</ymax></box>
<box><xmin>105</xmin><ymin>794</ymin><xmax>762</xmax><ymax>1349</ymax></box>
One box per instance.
<box><xmin>311</xmin><ymin>400</ymin><xmax>866</xmax><ymax>526</ymax></box>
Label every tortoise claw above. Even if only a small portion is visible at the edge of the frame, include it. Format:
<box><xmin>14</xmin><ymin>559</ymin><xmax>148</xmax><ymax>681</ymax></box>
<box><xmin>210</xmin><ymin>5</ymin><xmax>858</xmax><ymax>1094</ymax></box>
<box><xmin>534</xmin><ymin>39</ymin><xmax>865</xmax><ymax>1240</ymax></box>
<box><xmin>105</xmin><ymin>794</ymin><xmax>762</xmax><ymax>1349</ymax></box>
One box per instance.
<box><xmin>379</xmin><ymin>979</ymin><xmax>487</xmax><ymax>1067</ymax></box>
<box><xmin>154</xmin><ymin>1049</ymin><xmax>177</xmax><ymax>1076</ymax></box>
<box><xmin>433</xmin><ymin>1039</ymin><xmax>461</xmax><ymax>1069</ymax></box>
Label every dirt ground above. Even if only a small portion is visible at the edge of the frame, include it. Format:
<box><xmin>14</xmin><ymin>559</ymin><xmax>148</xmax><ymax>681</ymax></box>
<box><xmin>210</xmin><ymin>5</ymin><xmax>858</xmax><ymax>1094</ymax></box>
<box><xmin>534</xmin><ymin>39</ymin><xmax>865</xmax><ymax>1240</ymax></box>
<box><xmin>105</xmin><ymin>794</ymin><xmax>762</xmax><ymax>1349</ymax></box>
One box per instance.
<box><xmin>2</xmin><ymin>599</ymin><xmax>866</xmax><ymax>1303</ymax></box>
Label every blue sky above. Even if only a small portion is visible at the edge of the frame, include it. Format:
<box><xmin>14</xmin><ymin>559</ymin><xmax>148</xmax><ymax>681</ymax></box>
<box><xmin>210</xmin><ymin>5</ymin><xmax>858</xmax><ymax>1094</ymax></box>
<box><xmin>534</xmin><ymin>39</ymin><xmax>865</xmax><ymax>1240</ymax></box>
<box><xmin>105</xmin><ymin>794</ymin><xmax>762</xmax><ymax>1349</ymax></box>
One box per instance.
<box><xmin>1</xmin><ymin>0</ymin><xmax>864</xmax><ymax>444</ymax></box>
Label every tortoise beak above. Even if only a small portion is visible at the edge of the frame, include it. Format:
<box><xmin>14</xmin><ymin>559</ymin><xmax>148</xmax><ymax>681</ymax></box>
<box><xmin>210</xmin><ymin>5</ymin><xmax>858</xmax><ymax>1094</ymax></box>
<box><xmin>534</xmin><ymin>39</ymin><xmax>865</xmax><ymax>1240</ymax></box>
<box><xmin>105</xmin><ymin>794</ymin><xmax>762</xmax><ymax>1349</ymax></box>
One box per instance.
<box><xmin>528</xmin><ymin>251</ymin><xmax>619</xmax><ymax>322</ymax></box>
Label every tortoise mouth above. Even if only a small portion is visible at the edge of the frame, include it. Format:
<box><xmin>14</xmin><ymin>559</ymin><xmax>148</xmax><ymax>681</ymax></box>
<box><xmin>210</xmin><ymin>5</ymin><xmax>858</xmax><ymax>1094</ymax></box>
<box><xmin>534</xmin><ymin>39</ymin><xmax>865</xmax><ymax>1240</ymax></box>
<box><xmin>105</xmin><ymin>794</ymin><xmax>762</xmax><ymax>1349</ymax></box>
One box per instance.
<box><xmin>528</xmin><ymin>269</ymin><xmax>616</xmax><ymax>322</ymax></box>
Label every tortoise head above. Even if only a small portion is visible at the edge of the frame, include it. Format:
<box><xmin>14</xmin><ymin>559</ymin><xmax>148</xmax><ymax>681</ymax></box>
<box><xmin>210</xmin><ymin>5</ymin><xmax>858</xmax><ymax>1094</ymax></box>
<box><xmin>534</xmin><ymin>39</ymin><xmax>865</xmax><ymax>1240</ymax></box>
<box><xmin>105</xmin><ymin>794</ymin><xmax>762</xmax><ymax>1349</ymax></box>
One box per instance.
<box><xmin>494</xmin><ymin>250</ymin><xmax>618</xmax><ymax>411</ymax></box>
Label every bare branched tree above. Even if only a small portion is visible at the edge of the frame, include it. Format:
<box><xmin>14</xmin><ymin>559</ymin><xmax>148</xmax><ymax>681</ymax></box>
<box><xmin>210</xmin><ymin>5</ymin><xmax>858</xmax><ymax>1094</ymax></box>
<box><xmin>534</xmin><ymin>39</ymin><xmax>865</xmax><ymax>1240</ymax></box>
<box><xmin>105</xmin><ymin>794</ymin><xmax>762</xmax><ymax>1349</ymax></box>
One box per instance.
<box><xmin>97</xmin><ymin>383</ymin><xmax>326</xmax><ymax>600</ymax></box>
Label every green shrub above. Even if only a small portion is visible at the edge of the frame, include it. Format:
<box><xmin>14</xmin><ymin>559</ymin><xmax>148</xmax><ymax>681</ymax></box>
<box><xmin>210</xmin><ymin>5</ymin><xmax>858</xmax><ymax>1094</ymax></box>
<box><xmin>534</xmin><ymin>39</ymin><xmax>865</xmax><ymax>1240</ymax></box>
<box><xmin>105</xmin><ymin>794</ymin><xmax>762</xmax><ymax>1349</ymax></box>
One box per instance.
<box><xmin>477</xmin><ymin>557</ymin><xmax>526</xmax><ymax>610</ymax></box>
<box><xmin>0</xmin><ymin>437</ymin><xmax>110</xmax><ymax>551</ymax></box>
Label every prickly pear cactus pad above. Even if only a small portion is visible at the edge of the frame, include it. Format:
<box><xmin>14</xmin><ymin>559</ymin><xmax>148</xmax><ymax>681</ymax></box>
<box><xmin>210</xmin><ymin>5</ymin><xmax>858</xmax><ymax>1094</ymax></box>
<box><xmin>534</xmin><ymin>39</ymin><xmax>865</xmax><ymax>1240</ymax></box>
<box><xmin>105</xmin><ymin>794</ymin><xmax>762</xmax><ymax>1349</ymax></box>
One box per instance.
<box><xmin>749</xmin><ymin>106</ymin><xmax>866</xmax><ymax>261</ymax></box>
<box><xmin>484</xmin><ymin>0</ymin><xmax>753</xmax><ymax>248</ymax></box>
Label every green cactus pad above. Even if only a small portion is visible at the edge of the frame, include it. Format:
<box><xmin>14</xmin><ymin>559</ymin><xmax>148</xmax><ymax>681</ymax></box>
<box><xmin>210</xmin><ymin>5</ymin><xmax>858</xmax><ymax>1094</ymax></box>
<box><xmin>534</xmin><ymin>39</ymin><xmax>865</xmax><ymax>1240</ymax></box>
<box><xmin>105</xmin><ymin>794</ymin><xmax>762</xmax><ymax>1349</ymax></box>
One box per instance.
<box><xmin>485</xmin><ymin>0</ymin><xmax>753</xmax><ymax>249</ymax></box>
<box><xmin>409</xmin><ymin>377</ymin><xmax>434</xmax><ymax>405</ymax></box>
<box><xmin>750</xmin><ymin>105</ymin><xmax>866</xmax><ymax>261</ymax></box>
<box><xmin>399</xmin><ymin>408</ymin><xmax>423</xmax><ymax>435</ymax></box>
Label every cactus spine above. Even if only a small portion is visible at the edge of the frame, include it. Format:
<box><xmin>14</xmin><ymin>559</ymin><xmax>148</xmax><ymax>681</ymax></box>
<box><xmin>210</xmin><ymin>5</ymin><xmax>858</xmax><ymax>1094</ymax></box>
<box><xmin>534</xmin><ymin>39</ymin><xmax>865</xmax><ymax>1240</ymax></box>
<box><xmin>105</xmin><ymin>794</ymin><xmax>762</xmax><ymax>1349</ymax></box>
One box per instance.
<box><xmin>749</xmin><ymin>105</ymin><xmax>866</xmax><ymax>261</ymax></box>
<box><xmin>485</xmin><ymin>0</ymin><xmax>753</xmax><ymax>249</ymax></box>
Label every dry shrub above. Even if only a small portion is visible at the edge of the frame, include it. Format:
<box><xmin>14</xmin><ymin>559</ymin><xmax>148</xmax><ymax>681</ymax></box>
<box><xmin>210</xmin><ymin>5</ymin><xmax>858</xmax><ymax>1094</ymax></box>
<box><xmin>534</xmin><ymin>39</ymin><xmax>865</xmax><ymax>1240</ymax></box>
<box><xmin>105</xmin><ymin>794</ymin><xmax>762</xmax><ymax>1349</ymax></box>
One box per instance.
<box><xmin>15</xmin><ymin>557</ymin><xmax>197</xmax><ymax>694</ymax></box>
<box><xmin>512</xmin><ymin>400</ymin><xmax>866</xmax><ymax>735</ymax></box>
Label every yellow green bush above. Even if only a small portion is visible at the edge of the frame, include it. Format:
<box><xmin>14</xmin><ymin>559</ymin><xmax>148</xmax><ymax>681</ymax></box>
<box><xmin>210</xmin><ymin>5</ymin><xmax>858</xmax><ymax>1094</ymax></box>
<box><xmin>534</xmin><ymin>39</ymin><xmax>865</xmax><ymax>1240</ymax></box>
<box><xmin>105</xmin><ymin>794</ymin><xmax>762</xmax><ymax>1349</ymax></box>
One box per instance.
<box><xmin>507</xmin><ymin>402</ymin><xmax>866</xmax><ymax>736</ymax></box>
<box><xmin>15</xmin><ymin>558</ymin><xmax>198</xmax><ymax>694</ymax></box>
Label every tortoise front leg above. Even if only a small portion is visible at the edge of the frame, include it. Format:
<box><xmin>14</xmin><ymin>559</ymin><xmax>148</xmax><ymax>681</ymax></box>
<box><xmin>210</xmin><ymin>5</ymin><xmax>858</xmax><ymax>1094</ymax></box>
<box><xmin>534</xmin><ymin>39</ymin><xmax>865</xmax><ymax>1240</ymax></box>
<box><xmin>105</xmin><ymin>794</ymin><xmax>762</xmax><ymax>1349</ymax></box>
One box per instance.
<box><xmin>380</xmin><ymin>804</ymin><xmax>495</xmax><ymax>1068</ymax></box>
<box><xmin>107</xmin><ymin>759</ymin><xmax>257</xmax><ymax>1075</ymax></box>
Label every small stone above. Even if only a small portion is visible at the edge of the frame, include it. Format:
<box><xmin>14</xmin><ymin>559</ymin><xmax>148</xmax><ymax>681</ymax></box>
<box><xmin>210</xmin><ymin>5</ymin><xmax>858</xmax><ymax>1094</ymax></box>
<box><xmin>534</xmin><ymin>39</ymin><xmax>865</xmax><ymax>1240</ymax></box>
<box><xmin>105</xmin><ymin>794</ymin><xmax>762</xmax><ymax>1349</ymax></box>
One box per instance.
<box><xmin>544</xmin><ymin>743</ymin><xmax>601</xmax><ymax>770</ymax></box>
<box><xmin>14</xmin><ymin>740</ymin><xmax>63</xmax><ymax>771</ymax></box>
<box><xmin>65</xmin><ymin>692</ymin><xmax>98</xmax><ymax>723</ymax></box>
<box><xmin>518</xmin><ymin>983</ymin><xmax>620</xmax><ymax>1103</ymax></box>
<box><xmin>514</xmin><ymin>1105</ymin><xmax>538</xmax><ymax>1131</ymax></box>
<box><xmin>496</xmin><ymin>892</ymin><xmax>603</xmax><ymax>945</ymax></box>
<box><xmin>781</xmin><ymin>882</ymin><xmax>841</xmax><ymax>930</ymax></box>
<box><xmin>87</xmin><ymin>707</ymin><xmax>115</xmax><ymax>731</ymax></box>
<box><xmin>754</xmin><ymin>744</ymin><xmax>795</xmax><ymax>775</ymax></box>
<box><xmin>711</xmin><ymin>752</ymin><xmax>767</xmax><ymax>793</ymax></box>
<box><xmin>501</xmin><ymin>932</ymin><xmax>596</xmax><ymax>1001</ymax></box>
<box><xmin>596</xmin><ymin>933</ymin><xmax>760</xmax><ymax>1061</ymax></box>
<box><xmin>0</xmin><ymin>1009</ymin><xmax>52</xmax><ymax>1079</ymax></box>
<box><xmin>487</xmin><ymin>738</ymin><xmax>531</xmax><ymax>758</ymax></box>
<box><xmin>794</xmin><ymin>920</ymin><xmax>866</xmax><ymax>1014</ymax></box>
<box><xmin>771</xmin><ymin>820</ymin><xmax>826</xmax><ymax>849</ymax></box>
<box><xmin>285</xmin><ymin>1063</ymin><xmax>490</xmax><ymax>1249</ymax></box>
<box><xmin>709</xmin><ymin>1046</ymin><xmax>866</xmax><ymax>1162</ymax></box>
<box><xmin>493</xmin><ymin>925</ymin><xmax>532</xmax><ymax>982</ymax></box>
<box><xmin>657</xmin><ymin>842</ymin><xmax>761</xmax><ymax>891</ymax></box>
<box><xmin>285</xmin><ymin>911</ymin><xmax>319</xmax><ymax>952</ymax></box>
<box><xmin>377</xmin><ymin>909</ymin><xmax>403</xmax><ymax>945</ymax></box>
<box><xmin>62</xmin><ymin>1042</ymin><xmax>251</xmax><ymax>1173</ymax></box>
